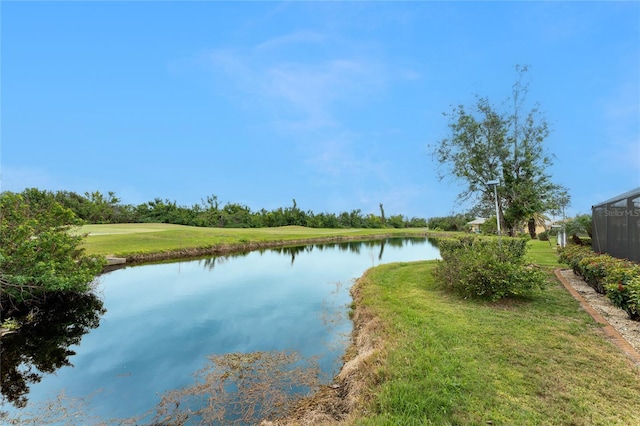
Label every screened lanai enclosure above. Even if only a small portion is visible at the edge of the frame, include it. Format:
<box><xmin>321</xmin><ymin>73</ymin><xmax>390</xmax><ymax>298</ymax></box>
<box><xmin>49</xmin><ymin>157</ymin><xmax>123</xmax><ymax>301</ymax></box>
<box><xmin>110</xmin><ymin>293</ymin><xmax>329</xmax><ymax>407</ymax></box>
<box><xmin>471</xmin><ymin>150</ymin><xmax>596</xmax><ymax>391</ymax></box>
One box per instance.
<box><xmin>592</xmin><ymin>187</ymin><xmax>640</xmax><ymax>262</ymax></box>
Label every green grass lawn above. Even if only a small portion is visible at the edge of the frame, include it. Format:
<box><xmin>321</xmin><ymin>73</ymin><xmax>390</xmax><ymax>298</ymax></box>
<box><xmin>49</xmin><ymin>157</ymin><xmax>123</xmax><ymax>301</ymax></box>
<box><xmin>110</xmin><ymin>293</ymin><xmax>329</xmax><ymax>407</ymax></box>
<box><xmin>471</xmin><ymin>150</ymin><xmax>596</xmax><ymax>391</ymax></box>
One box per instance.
<box><xmin>76</xmin><ymin>223</ymin><xmax>441</xmax><ymax>258</ymax></box>
<box><xmin>525</xmin><ymin>238</ymin><xmax>562</xmax><ymax>269</ymax></box>
<box><xmin>348</xmin><ymin>239</ymin><xmax>640</xmax><ymax>425</ymax></box>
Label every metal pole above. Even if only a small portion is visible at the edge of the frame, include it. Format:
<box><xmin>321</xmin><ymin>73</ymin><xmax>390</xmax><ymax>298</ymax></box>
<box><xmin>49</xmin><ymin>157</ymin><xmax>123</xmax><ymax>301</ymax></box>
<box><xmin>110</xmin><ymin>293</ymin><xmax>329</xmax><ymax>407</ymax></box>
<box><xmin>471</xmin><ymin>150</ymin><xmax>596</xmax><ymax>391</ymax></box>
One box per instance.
<box><xmin>493</xmin><ymin>183</ymin><xmax>501</xmax><ymax>236</ymax></box>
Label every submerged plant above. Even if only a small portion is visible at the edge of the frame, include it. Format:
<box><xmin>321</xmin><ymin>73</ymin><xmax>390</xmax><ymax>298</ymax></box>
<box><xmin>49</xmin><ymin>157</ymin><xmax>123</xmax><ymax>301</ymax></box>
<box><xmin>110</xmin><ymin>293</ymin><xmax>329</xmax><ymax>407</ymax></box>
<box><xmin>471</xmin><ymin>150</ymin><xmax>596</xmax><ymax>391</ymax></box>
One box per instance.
<box><xmin>151</xmin><ymin>350</ymin><xmax>321</xmax><ymax>425</ymax></box>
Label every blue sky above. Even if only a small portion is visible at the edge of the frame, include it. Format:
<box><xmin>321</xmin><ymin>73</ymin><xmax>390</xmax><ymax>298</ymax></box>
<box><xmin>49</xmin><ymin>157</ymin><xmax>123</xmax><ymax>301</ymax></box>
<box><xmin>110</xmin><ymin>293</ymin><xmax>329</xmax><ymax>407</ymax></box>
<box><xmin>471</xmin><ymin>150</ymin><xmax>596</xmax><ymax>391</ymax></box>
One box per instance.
<box><xmin>2</xmin><ymin>1</ymin><xmax>638</xmax><ymax>219</ymax></box>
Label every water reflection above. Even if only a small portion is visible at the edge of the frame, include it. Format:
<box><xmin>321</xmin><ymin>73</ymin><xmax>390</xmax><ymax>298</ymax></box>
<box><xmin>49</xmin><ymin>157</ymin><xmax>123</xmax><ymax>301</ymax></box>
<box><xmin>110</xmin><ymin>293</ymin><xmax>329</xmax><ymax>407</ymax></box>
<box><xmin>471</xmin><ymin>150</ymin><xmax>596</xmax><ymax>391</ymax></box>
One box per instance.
<box><xmin>200</xmin><ymin>252</ymin><xmax>250</xmax><ymax>271</ymax></box>
<box><xmin>0</xmin><ymin>292</ymin><xmax>105</xmax><ymax>409</ymax></box>
<box><xmin>272</xmin><ymin>237</ymin><xmax>438</xmax><ymax>266</ymax></box>
<box><xmin>272</xmin><ymin>245</ymin><xmax>314</xmax><ymax>266</ymax></box>
<box><xmin>1</xmin><ymin>237</ymin><xmax>439</xmax><ymax>422</ymax></box>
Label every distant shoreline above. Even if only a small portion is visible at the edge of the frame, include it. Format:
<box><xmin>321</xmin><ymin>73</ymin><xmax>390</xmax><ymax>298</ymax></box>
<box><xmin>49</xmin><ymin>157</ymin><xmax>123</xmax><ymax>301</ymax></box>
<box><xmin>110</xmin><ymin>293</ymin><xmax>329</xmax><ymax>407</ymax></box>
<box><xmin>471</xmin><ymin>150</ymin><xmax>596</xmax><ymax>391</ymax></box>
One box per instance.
<box><xmin>118</xmin><ymin>232</ymin><xmax>444</xmax><ymax>265</ymax></box>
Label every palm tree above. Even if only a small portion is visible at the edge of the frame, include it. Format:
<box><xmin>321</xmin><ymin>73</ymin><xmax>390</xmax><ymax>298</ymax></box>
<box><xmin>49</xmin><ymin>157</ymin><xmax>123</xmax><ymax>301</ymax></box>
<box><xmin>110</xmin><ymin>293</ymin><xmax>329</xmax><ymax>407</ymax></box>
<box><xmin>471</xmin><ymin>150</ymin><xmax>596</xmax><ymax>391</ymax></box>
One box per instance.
<box><xmin>564</xmin><ymin>214</ymin><xmax>592</xmax><ymax>244</ymax></box>
<box><xmin>526</xmin><ymin>212</ymin><xmax>551</xmax><ymax>239</ymax></box>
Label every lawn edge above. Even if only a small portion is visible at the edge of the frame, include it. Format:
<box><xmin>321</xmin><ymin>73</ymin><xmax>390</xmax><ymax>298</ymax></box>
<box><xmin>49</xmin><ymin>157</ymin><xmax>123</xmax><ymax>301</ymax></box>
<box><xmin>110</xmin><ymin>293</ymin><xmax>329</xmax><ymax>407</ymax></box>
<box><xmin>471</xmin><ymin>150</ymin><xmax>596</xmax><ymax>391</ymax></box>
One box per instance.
<box><xmin>554</xmin><ymin>268</ymin><xmax>640</xmax><ymax>367</ymax></box>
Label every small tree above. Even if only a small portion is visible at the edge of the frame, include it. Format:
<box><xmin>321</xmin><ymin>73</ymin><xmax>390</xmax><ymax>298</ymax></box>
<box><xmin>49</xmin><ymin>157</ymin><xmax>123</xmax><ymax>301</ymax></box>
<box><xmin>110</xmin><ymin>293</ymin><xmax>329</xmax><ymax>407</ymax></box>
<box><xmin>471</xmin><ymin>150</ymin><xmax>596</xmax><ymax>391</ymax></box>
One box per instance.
<box><xmin>387</xmin><ymin>214</ymin><xmax>406</xmax><ymax>229</ymax></box>
<box><xmin>0</xmin><ymin>189</ymin><xmax>105</xmax><ymax>308</ymax></box>
<box><xmin>565</xmin><ymin>214</ymin><xmax>592</xmax><ymax>238</ymax></box>
<box><xmin>480</xmin><ymin>216</ymin><xmax>498</xmax><ymax>235</ymax></box>
<box><xmin>564</xmin><ymin>214</ymin><xmax>592</xmax><ymax>245</ymax></box>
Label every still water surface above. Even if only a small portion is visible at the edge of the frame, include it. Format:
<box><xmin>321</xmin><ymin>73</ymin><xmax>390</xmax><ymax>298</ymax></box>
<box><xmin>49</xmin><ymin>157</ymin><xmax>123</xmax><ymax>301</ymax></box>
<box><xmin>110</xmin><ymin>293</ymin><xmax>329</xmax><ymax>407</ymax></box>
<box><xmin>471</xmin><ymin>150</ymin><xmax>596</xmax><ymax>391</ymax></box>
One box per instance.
<box><xmin>3</xmin><ymin>238</ymin><xmax>439</xmax><ymax>423</ymax></box>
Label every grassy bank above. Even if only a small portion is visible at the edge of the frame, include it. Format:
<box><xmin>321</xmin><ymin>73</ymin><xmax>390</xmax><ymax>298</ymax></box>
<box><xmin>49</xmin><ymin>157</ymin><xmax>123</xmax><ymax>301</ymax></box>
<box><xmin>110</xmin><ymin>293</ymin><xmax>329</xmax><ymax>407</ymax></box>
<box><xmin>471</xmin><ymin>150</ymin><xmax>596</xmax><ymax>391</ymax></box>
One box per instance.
<box><xmin>77</xmin><ymin>223</ymin><xmax>441</xmax><ymax>259</ymax></box>
<box><xmin>346</xmin><ymin>240</ymin><xmax>640</xmax><ymax>425</ymax></box>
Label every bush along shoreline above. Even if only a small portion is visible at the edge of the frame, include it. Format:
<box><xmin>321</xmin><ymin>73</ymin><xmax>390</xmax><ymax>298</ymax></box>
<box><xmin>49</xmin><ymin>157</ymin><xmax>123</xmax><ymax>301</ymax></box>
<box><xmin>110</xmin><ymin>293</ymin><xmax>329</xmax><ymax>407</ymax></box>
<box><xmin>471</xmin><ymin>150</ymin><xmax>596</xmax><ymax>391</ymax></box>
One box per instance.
<box><xmin>434</xmin><ymin>235</ymin><xmax>547</xmax><ymax>301</ymax></box>
<box><xmin>0</xmin><ymin>190</ymin><xmax>106</xmax><ymax>322</ymax></box>
<box><xmin>559</xmin><ymin>245</ymin><xmax>640</xmax><ymax>321</ymax></box>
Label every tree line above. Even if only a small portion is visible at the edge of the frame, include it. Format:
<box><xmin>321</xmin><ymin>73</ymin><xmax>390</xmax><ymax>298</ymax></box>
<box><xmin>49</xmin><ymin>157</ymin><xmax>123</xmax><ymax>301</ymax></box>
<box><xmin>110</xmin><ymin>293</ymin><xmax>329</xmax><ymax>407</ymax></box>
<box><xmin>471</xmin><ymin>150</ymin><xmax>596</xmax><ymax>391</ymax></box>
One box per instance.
<box><xmin>33</xmin><ymin>189</ymin><xmax>428</xmax><ymax>229</ymax></box>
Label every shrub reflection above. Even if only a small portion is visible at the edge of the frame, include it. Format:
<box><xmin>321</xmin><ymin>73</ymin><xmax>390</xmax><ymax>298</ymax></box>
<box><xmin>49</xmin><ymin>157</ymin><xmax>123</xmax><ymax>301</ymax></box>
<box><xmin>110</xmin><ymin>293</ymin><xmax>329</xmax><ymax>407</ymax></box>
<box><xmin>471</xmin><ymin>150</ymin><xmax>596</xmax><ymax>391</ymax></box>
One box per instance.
<box><xmin>0</xmin><ymin>292</ymin><xmax>105</xmax><ymax>409</ymax></box>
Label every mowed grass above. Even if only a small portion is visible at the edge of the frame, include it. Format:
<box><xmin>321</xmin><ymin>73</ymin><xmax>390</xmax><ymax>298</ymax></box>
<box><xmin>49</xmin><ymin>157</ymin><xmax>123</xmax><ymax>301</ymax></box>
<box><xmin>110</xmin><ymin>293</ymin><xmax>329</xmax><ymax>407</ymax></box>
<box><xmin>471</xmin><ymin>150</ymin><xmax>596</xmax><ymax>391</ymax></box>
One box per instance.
<box><xmin>350</xmin><ymin>240</ymin><xmax>640</xmax><ymax>425</ymax></box>
<box><xmin>76</xmin><ymin>223</ymin><xmax>438</xmax><ymax>257</ymax></box>
<box><xmin>525</xmin><ymin>238</ymin><xmax>563</xmax><ymax>270</ymax></box>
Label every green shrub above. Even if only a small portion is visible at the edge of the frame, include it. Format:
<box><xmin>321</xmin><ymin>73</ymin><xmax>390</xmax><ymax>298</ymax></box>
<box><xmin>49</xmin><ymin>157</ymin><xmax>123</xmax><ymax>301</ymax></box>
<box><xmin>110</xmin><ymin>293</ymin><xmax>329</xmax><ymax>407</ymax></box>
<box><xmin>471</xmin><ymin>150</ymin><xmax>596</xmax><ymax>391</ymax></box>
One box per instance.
<box><xmin>557</xmin><ymin>245</ymin><xmax>594</xmax><ymax>275</ymax></box>
<box><xmin>627</xmin><ymin>276</ymin><xmax>640</xmax><ymax>321</ymax></box>
<box><xmin>538</xmin><ymin>231</ymin><xmax>549</xmax><ymax>241</ymax></box>
<box><xmin>558</xmin><ymin>246</ymin><xmax>640</xmax><ymax>320</ymax></box>
<box><xmin>0</xmin><ymin>190</ymin><xmax>106</xmax><ymax>306</ymax></box>
<box><xmin>577</xmin><ymin>255</ymin><xmax>622</xmax><ymax>294</ymax></box>
<box><xmin>603</xmin><ymin>263</ymin><xmax>640</xmax><ymax>320</ymax></box>
<box><xmin>434</xmin><ymin>236</ymin><xmax>546</xmax><ymax>301</ymax></box>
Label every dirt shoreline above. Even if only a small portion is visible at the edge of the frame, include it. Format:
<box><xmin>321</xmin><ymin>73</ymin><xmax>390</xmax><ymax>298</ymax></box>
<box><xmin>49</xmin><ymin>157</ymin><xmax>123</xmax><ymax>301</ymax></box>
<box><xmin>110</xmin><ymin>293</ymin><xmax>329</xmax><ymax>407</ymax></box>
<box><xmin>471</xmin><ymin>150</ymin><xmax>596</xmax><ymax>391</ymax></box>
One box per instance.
<box><xmin>263</xmin><ymin>272</ymin><xmax>381</xmax><ymax>425</ymax></box>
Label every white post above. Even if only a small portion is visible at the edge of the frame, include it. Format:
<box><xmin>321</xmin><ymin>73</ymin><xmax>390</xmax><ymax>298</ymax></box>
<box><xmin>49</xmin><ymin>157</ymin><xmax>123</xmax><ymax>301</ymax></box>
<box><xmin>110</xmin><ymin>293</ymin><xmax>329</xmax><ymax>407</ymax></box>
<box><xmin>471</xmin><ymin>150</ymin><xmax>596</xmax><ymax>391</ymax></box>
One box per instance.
<box><xmin>560</xmin><ymin>205</ymin><xmax>567</xmax><ymax>248</ymax></box>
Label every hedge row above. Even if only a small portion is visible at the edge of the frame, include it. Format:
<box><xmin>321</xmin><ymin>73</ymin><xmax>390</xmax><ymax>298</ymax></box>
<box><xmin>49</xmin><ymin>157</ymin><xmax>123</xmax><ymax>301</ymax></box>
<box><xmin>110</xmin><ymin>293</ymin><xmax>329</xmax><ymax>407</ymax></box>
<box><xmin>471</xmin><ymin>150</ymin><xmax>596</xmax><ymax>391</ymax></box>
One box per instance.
<box><xmin>558</xmin><ymin>245</ymin><xmax>640</xmax><ymax>321</ymax></box>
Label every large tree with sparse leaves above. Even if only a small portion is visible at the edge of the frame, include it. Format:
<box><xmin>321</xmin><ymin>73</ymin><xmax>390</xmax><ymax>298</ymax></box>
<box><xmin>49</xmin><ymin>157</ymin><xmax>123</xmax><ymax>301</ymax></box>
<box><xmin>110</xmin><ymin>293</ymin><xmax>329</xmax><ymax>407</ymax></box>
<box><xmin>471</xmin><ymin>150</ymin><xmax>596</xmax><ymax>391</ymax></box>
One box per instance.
<box><xmin>431</xmin><ymin>65</ymin><xmax>569</xmax><ymax>236</ymax></box>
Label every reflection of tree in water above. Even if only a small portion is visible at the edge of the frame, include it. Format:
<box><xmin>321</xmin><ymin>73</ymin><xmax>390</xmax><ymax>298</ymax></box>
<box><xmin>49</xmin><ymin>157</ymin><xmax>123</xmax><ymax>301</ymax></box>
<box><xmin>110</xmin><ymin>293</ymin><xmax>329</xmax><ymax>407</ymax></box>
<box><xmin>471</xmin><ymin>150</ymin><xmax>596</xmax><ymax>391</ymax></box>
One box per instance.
<box><xmin>272</xmin><ymin>245</ymin><xmax>313</xmax><ymax>266</ymax></box>
<box><xmin>0</xmin><ymin>291</ymin><xmax>105</xmax><ymax>409</ymax></box>
<box><xmin>386</xmin><ymin>238</ymin><xmax>405</xmax><ymax>248</ymax></box>
<box><xmin>338</xmin><ymin>241</ymin><xmax>362</xmax><ymax>254</ymax></box>
<box><xmin>206</xmin><ymin>238</ymin><xmax>437</xmax><ymax>270</ymax></box>
<box><xmin>199</xmin><ymin>251</ymin><xmax>250</xmax><ymax>271</ymax></box>
<box><xmin>201</xmin><ymin>256</ymin><xmax>218</xmax><ymax>270</ymax></box>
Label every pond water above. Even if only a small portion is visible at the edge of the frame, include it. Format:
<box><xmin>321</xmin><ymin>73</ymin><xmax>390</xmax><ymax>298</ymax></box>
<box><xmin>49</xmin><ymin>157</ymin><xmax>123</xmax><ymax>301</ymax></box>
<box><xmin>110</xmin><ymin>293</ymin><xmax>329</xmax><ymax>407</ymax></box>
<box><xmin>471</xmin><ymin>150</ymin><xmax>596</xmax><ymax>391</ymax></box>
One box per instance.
<box><xmin>0</xmin><ymin>237</ymin><xmax>439</xmax><ymax>424</ymax></box>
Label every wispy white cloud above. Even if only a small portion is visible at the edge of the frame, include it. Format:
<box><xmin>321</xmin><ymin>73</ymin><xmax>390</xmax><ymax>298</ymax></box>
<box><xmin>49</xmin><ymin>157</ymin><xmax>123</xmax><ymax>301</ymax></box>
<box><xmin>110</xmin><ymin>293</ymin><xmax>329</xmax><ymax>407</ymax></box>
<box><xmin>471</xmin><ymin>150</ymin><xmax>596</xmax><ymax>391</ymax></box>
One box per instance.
<box><xmin>203</xmin><ymin>44</ymin><xmax>384</xmax><ymax>131</ymax></box>
<box><xmin>197</xmin><ymin>30</ymin><xmax>391</xmax><ymax>193</ymax></box>
<box><xmin>304</xmin><ymin>134</ymin><xmax>390</xmax><ymax>183</ymax></box>
<box><xmin>264</xmin><ymin>58</ymin><xmax>383</xmax><ymax>131</ymax></box>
